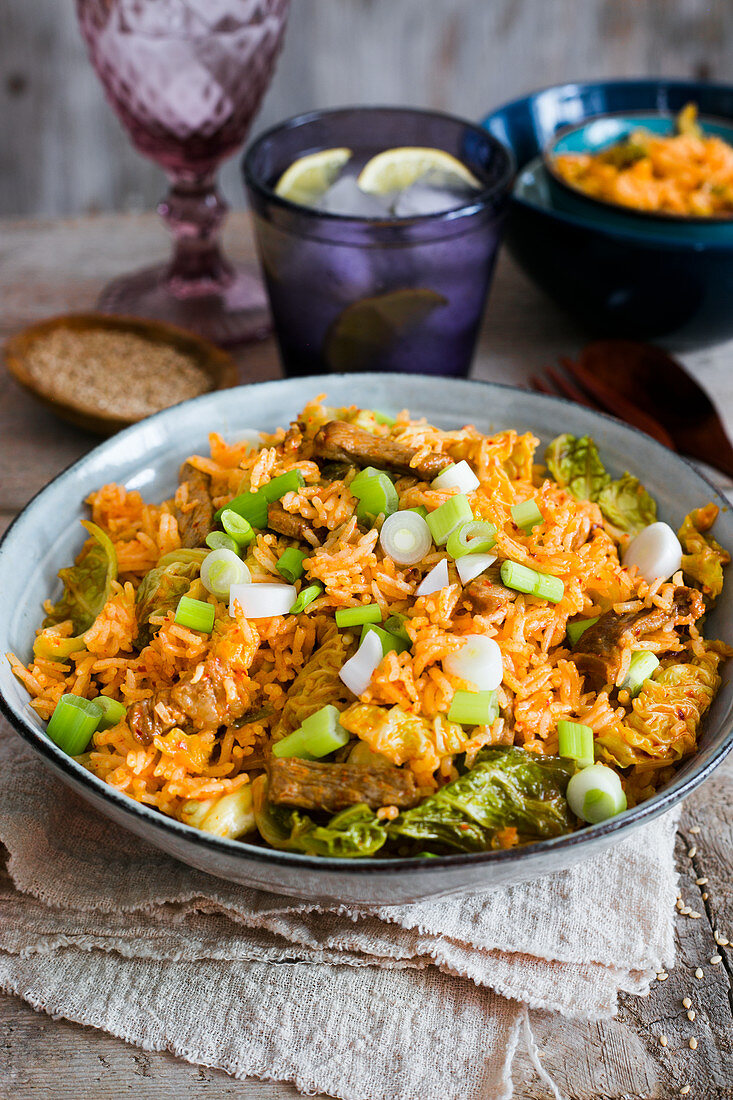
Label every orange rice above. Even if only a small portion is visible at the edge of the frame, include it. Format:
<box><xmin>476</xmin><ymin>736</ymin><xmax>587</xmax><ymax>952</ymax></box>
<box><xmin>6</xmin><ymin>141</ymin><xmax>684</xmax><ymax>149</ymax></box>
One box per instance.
<box><xmin>8</xmin><ymin>396</ymin><xmax>728</xmax><ymax>828</ymax></box>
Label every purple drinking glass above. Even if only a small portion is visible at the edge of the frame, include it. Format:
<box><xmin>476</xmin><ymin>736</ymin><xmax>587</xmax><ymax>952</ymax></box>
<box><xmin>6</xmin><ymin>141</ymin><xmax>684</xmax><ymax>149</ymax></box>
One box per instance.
<box><xmin>76</xmin><ymin>0</ymin><xmax>290</xmax><ymax>345</ymax></box>
<box><xmin>243</xmin><ymin>107</ymin><xmax>514</xmax><ymax>376</ymax></box>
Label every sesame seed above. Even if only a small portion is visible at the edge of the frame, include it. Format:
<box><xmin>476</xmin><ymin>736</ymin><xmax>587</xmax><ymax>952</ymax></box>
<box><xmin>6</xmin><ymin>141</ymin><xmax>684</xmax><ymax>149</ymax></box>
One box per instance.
<box><xmin>680</xmin><ymin>906</ymin><xmax>692</xmax><ymax>915</ymax></box>
<box><xmin>710</xmin><ymin>955</ymin><xmax>722</xmax><ymax>965</ymax></box>
<box><xmin>695</xmin><ymin>967</ymin><xmax>704</xmax><ymax>979</ymax></box>
<box><xmin>682</xmin><ymin>997</ymin><xmax>692</xmax><ymax>1008</ymax></box>
<box><xmin>687</xmin><ymin>1009</ymin><xmax>696</xmax><ymax>1021</ymax></box>
<box><xmin>702</xmin><ymin>893</ymin><xmax>709</xmax><ymax>901</ymax></box>
<box><xmin>657</xmin><ymin>971</ymin><xmax>669</xmax><ymax>981</ymax></box>
<box><xmin>690</xmin><ymin>911</ymin><xmax>701</xmax><ymax>919</ymax></box>
<box><xmin>688</xmin><ymin>845</ymin><xmax>697</xmax><ymax>858</ymax></box>
<box><xmin>680</xmin><ymin>1086</ymin><xmax>691</xmax><ymax>1095</ymax></box>
<box><xmin>689</xmin><ymin>1037</ymin><xmax>698</xmax><ymax>1050</ymax></box>
<box><xmin>714</xmin><ymin>933</ymin><xmax>729</xmax><ymax>946</ymax></box>
<box><xmin>695</xmin><ymin>877</ymin><xmax>708</xmax><ymax>885</ymax></box>
<box><xmin>689</xmin><ymin>826</ymin><xmax>700</xmax><ymax>834</ymax></box>
<box><xmin>659</xmin><ymin>1034</ymin><xmax>668</xmax><ymax>1047</ymax></box>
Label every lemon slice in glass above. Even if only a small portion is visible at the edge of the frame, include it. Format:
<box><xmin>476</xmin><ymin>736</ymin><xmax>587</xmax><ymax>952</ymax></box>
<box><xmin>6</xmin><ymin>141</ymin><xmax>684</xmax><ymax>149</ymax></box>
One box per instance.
<box><xmin>274</xmin><ymin>147</ymin><xmax>352</xmax><ymax>207</ymax></box>
<box><xmin>357</xmin><ymin>147</ymin><xmax>480</xmax><ymax>194</ymax></box>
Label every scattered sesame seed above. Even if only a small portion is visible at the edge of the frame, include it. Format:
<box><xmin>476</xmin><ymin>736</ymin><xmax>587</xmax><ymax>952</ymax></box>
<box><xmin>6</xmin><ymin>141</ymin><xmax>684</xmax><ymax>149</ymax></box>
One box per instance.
<box><xmin>714</xmin><ymin>933</ymin><xmax>729</xmax><ymax>946</ymax></box>
<box><xmin>689</xmin><ymin>826</ymin><xmax>700</xmax><ymax>834</ymax></box>
<box><xmin>657</xmin><ymin>972</ymin><xmax>669</xmax><ymax>981</ymax></box>
<box><xmin>695</xmin><ymin>967</ymin><xmax>704</xmax><ymax>979</ymax></box>
<box><xmin>702</xmin><ymin>892</ymin><xmax>709</xmax><ymax>901</ymax></box>
<box><xmin>688</xmin><ymin>845</ymin><xmax>697</xmax><ymax>858</ymax></box>
<box><xmin>680</xmin><ymin>906</ymin><xmax>692</xmax><ymax>915</ymax></box>
<box><xmin>683</xmin><ymin>997</ymin><xmax>692</xmax><ymax>1009</ymax></box>
<box><xmin>695</xmin><ymin>877</ymin><xmax>708</xmax><ymax>885</ymax></box>
<box><xmin>659</xmin><ymin>1034</ymin><xmax>668</xmax><ymax>1047</ymax></box>
<box><xmin>690</xmin><ymin>911</ymin><xmax>701</xmax><ymax>919</ymax></box>
<box><xmin>689</xmin><ymin>1037</ymin><xmax>698</xmax><ymax>1050</ymax></box>
<box><xmin>680</xmin><ymin>1086</ymin><xmax>691</xmax><ymax>1096</ymax></box>
<box><xmin>710</xmin><ymin>955</ymin><xmax>722</xmax><ymax>965</ymax></box>
<box><xmin>687</xmin><ymin>1009</ymin><xmax>696</xmax><ymax>1021</ymax></box>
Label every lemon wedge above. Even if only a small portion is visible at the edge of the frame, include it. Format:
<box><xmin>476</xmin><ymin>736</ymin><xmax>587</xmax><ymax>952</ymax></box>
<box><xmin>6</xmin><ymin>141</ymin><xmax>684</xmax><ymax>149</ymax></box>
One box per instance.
<box><xmin>357</xmin><ymin>147</ymin><xmax>480</xmax><ymax>194</ymax></box>
<box><xmin>274</xmin><ymin>147</ymin><xmax>352</xmax><ymax>207</ymax></box>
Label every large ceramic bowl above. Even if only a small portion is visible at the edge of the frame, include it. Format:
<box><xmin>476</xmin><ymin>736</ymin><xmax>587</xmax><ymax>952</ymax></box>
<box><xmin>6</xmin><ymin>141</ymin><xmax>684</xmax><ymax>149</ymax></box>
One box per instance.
<box><xmin>482</xmin><ymin>79</ymin><xmax>733</xmax><ymax>348</ymax></box>
<box><xmin>1</xmin><ymin>375</ymin><xmax>732</xmax><ymax>904</ymax></box>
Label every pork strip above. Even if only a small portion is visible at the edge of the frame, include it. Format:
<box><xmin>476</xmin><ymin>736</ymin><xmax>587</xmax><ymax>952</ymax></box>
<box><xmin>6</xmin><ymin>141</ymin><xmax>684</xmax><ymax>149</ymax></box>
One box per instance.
<box><xmin>267</xmin><ymin>757</ymin><xmax>420</xmax><ymax>812</ymax></box>
<box><xmin>463</xmin><ymin>572</ymin><xmax>514</xmax><ymax>616</ymax></box>
<box><xmin>570</xmin><ymin>584</ymin><xmax>704</xmax><ymax>691</ymax></box>
<box><xmin>128</xmin><ymin>657</ymin><xmax>251</xmax><ymax>745</ymax></box>
<box><xmin>267</xmin><ymin>501</ymin><xmax>319</xmax><ymax>542</ymax></box>
<box><xmin>313</xmin><ymin>420</ymin><xmax>450</xmax><ymax>481</ymax></box>
<box><xmin>176</xmin><ymin>462</ymin><xmax>213</xmax><ymax>548</ymax></box>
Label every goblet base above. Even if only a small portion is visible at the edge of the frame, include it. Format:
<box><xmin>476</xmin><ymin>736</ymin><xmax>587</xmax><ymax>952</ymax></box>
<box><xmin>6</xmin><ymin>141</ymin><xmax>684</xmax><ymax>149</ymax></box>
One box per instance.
<box><xmin>96</xmin><ymin>261</ymin><xmax>271</xmax><ymax>347</ymax></box>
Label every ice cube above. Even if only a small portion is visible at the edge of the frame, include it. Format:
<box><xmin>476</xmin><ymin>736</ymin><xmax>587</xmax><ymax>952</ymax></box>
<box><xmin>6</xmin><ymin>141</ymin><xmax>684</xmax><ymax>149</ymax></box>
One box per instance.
<box><xmin>392</xmin><ymin>168</ymin><xmax>478</xmax><ymax>217</ymax></box>
<box><xmin>316</xmin><ymin>176</ymin><xmax>392</xmax><ymax>218</ymax></box>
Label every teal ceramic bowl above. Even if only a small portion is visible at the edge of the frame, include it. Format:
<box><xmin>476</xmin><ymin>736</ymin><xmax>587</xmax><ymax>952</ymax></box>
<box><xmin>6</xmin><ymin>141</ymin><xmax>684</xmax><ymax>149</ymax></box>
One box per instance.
<box><xmin>1</xmin><ymin>375</ymin><xmax>732</xmax><ymax>903</ymax></box>
<box><xmin>544</xmin><ymin>110</ymin><xmax>733</xmax><ymax>242</ymax></box>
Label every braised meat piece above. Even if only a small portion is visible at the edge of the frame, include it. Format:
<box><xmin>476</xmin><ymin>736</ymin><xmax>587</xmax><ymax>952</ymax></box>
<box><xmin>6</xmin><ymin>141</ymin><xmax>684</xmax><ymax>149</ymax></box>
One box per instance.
<box><xmin>313</xmin><ymin>420</ymin><xmax>450</xmax><ymax>481</ymax></box>
<box><xmin>570</xmin><ymin>585</ymin><xmax>704</xmax><ymax>691</ymax></box>
<box><xmin>267</xmin><ymin>501</ymin><xmax>319</xmax><ymax>542</ymax></box>
<box><xmin>176</xmin><ymin>462</ymin><xmax>213</xmax><ymax>548</ymax></box>
<box><xmin>463</xmin><ymin>572</ymin><xmax>514</xmax><ymax>616</ymax></box>
<box><xmin>267</xmin><ymin>757</ymin><xmax>420</xmax><ymax>813</ymax></box>
<box><xmin>128</xmin><ymin>657</ymin><xmax>250</xmax><ymax>745</ymax></box>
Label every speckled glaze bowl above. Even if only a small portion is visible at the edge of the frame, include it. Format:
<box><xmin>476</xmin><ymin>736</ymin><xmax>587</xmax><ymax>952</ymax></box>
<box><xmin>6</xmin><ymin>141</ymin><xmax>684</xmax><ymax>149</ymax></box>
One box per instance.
<box><xmin>1</xmin><ymin>375</ymin><xmax>731</xmax><ymax>904</ymax></box>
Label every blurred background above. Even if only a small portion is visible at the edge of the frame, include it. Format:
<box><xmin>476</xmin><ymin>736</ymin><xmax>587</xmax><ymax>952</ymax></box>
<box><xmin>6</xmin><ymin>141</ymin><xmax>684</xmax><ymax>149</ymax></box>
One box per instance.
<box><xmin>2</xmin><ymin>0</ymin><xmax>731</xmax><ymax>219</ymax></box>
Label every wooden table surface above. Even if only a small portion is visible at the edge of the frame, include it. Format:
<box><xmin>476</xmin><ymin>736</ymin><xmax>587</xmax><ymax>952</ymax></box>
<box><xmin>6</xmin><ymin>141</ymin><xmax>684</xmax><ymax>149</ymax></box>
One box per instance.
<box><xmin>0</xmin><ymin>212</ymin><xmax>731</xmax><ymax>1100</ymax></box>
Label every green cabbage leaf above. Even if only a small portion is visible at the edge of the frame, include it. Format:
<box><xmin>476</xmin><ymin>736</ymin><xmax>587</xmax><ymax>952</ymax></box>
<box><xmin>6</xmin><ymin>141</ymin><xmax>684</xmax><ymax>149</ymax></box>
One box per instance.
<box><xmin>135</xmin><ymin>549</ymin><xmax>208</xmax><ymax>646</ymax></box>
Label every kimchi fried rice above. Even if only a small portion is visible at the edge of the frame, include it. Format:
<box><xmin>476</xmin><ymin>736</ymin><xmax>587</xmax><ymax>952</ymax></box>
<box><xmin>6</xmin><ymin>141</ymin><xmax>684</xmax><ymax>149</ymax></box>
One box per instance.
<box><xmin>8</xmin><ymin>397</ymin><xmax>731</xmax><ymax>858</ymax></box>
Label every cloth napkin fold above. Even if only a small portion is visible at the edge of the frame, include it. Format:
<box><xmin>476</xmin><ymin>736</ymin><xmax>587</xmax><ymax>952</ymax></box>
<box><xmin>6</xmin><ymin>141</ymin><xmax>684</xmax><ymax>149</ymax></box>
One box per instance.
<box><xmin>0</xmin><ymin>729</ymin><xmax>679</xmax><ymax>1100</ymax></box>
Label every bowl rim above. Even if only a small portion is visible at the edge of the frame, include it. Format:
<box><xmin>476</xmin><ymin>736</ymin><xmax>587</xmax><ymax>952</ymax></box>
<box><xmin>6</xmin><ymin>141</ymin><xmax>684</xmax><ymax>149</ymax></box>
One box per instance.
<box><xmin>482</xmin><ymin>76</ymin><xmax>733</xmax><ymax>251</ymax></box>
<box><xmin>542</xmin><ymin>107</ymin><xmax>733</xmax><ymax>227</ymax></box>
<box><xmin>242</xmin><ymin>103</ymin><xmax>516</xmax><ymax>227</ymax></box>
<box><xmin>1</xmin><ymin>372</ymin><xmax>732</xmax><ymax>878</ymax></box>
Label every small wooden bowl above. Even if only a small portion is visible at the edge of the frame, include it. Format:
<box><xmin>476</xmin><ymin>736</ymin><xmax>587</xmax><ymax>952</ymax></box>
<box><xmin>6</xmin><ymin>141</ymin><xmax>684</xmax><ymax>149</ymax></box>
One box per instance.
<box><xmin>3</xmin><ymin>313</ymin><xmax>239</xmax><ymax>435</ymax></box>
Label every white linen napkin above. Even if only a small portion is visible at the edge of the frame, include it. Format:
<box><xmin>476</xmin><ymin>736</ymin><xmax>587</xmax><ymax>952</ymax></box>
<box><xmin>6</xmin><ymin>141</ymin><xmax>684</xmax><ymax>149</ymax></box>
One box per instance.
<box><xmin>0</xmin><ymin>727</ymin><xmax>679</xmax><ymax>1100</ymax></box>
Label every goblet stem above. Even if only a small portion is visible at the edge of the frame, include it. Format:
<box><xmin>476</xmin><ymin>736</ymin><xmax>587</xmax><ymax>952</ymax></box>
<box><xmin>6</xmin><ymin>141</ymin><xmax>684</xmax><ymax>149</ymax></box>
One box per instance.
<box><xmin>159</xmin><ymin>173</ymin><xmax>234</xmax><ymax>296</ymax></box>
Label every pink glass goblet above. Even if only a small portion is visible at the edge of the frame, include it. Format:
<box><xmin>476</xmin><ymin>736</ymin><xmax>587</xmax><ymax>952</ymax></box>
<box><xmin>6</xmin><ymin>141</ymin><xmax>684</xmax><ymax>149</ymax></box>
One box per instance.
<box><xmin>76</xmin><ymin>0</ymin><xmax>290</xmax><ymax>345</ymax></box>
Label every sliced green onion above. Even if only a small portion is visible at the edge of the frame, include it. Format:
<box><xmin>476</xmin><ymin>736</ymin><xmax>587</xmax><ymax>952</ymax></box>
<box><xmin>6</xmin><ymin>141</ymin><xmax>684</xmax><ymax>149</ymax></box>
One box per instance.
<box><xmin>456</xmin><ymin>552</ymin><xmax>496</xmax><ymax>585</ymax></box>
<box><xmin>175</xmin><ymin>596</ymin><xmax>215</xmax><ymax>633</ymax></box>
<box><xmin>500</xmin><ymin>560</ymin><xmax>564</xmax><ymax>603</ymax></box>
<box><xmin>339</xmin><ymin>628</ymin><xmax>383</xmax><ymax>696</ymax></box>
<box><xmin>431</xmin><ymin>460</ymin><xmax>479</xmax><ymax>494</ymax></box>
<box><xmin>263</xmin><ymin>469</ymin><xmax>306</xmax><ymax>502</ymax></box>
<box><xmin>407</xmin><ymin>505</ymin><xmax>429</xmax><ymax>520</ymax></box>
<box><xmin>201</xmin><ymin>548</ymin><xmax>251</xmax><ymax>599</ymax></box>
<box><xmin>444</xmin><ymin>634</ymin><xmax>503</xmax><ymax>691</ymax></box>
<box><xmin>384</xmin><ymin>613</ymin><xmax>411</xmax><ymax>643</ymax></box>
<box><xmin>621</xmin><ymin>651</ymin><xmax>660</xmax><ymax>697</ymax></box>
<box><xmin>289</xmin><ymin>583</ymin><xmax>323</xmax><ymax>614</ymax></box>
<box><xmin>220</xmin><ymin>508</ymin><xmax>255</xmax><ymax>548</ymax></box>
<box><xmin>511</xmin><ymin>499</ymin><xmax>543</xmax><ymax>533</ymax></box>
<box><xmin>230</xmin><ymin>582</ymin><xmax>297</xmax><ymax>620</ymax></box>
<box><xmin>93</xmin><ymin>696</ymin><xmax>127</xmax><ymax>731</ymax></box>
<box><xmin>567</xmin><ymin>764</ymin><xmax>627</xmax><ymax>824</ymax></box>
<box><xmin>557</xmin><ymin>720</ymin><xmax>594</xmax><ymax>768</ymax></box>
<box><xmin>206</xmin><ymin>531</ymin><xmax>239</xmax><ymax>553</ymax></box>
<box><xmin>566</xmin><ymin>617</ymin><xmax>599</xmax><ymax>647</ymax></box>
<box><xmin>215</xmin><ymin>489</ymin><xmax>268</xmax><ymax>529</ymax></box>
<box><xmin>416</xmin><ymin>558</ymin><xmax>450</xmax><ymax>596</ymax></box>
<box><xmin>361</xmin><ymin>622</ymin><xmax>410</xmax><ymax>656</ymax></box>
<box><xmin>46</xmin><ymin>694</ymin><xmax>103</xmax><ymax>755</ymax></box>
<box><xmin>350</xmin><ymin>467</ymin><xmax>399</xmax><ymax>525</ymax></box>
<box><xmin>379</xmin><ymin>510</ymin><xmax>432</xmax><ymax>565</ymax></box>
<box><xmin>426</xmin><ymin>494</ymin><xmax>473</xmax><ymax>546</ymax></box>
<box><xmin>336</xmin><ymin>604</ymin><xmax>382</xmax><ymax>628</ymax></box>
<box><xmin>276</xmin><ymin>547</ymin><xmax>306</xmax><ymax>583</ymax></box>
<box><xmin>446</xmin><ymin>519</ymin><xmax>497</xmax><ymax>559</ymax></box>
<box><xmin>372</xmin><ymin>410</ymin><xmax>396</xmax><ymax>426</ymax></box>
<box><xmin>271</xmin><ymin>704</ymin><xmax>350</xmax><ymax>760</ymax></box>
<box><xmin>448</xmin><ymin>689</ymin><xmax>498</xmax><ymax>726</ymax></box>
